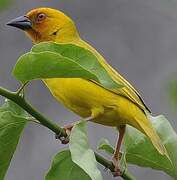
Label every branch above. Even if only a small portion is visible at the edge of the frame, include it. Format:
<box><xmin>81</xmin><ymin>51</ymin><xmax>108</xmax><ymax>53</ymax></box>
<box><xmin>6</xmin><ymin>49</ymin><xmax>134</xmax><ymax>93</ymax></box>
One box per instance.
<box><xmin>0</xmin><ymin>86</ymin><xmax>66</xmax><ymax>137</ymax></box>
<box><xmin>0</xmin><ymin>86</ymin><xmax>135</xmax><ymax>180</ymax></box>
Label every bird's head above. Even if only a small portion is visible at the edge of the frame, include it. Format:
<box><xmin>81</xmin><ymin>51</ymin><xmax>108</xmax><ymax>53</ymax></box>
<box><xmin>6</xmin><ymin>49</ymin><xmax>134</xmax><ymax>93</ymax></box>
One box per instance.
<box><xmin>7</xmin><ymin>7</ymin><xmax>79</xmax><ymax>43</ymax></box>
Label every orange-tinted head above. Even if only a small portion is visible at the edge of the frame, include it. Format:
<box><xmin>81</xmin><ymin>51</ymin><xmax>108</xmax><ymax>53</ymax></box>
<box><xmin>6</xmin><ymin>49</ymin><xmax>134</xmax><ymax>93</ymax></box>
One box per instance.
<box><xmin>7</xmin><ymin>7</ymin><xmax>79</xmax><ymax>43</ymax></box>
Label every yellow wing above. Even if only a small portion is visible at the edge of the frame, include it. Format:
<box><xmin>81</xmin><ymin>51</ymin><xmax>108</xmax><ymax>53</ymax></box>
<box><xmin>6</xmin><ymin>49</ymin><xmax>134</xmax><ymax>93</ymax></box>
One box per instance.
<box><xmin>75</xmin><ymin>39</ymin><xmax>151</xmax><ymax>113</ymax></box>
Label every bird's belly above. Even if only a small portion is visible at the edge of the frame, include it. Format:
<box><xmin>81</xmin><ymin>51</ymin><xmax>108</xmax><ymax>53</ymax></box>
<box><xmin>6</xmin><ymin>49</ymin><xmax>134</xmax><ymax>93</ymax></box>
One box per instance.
<box><xmin>43</xmin><ymin>78</ymin><xmax>143</xmax><ymax>127</ymax></box>
<box><xmin>44</xmin><ymin>78</ymin><xmax>116</xmax><ymax>117</ymax></box>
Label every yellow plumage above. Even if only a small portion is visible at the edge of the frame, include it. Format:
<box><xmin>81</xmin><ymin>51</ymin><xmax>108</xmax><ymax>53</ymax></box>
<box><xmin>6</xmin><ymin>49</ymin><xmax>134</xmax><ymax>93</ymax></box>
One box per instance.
<box><xmin>10</xmin><ymin>7</ymin><xmax>168</xmax><ymax>158</ymax></box>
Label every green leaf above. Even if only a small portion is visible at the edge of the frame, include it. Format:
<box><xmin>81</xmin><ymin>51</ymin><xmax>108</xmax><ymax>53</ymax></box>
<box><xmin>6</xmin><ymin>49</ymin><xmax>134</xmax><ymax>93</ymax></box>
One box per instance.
<box><xmin>32</xmin><ymin>42</ymin><xmax>122</xmax><ymax>89</ymax></box>
<box><xmin>13</xmin><ymin>51</ymin><xmax>98</xmax><ymax>83</ymax></box>
<box><xmin>0</xmin><ymin>100</ymin><xmax>27</xmax><ymax>179</ymax></box>
<box><xmin>97</xmin><ymin>138</ymin><xmax>114</xmax><ymax>155</ymax></box>
<box><xmin>119</xmin><ymin>152</ymin><xmax>127</xmax><ymax>174</ymax></box>
<box><xmin>46</xmin><ymin>150</ymin><xmax>91</xmax><ymax>180</ymax></box>
<box><xmin>13</xmin><ymin>42</ymin><xmax>123</xmax><ymax>89</ymax></box>
<box><xmin>69</xmin><ymin>121</ymin><xmax>102</xmax><ymax>180</ymax></box>
<box><xmin>124</xmin><ymin>115</ymin><xmax>177</xmax><ymax>179</ymax></box>
<box><xmin>0</xmin><ymin>100</ymin><xmax>27</xmax><ymax>117</ymax></box>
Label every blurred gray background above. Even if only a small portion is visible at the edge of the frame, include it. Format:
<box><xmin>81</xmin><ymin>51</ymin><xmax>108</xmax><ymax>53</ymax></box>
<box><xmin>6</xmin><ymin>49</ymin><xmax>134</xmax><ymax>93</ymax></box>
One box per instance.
<box><xmin>0</xmin><ymin>0</ymin><xmax>177</xmax><ymax>179</ymax></box>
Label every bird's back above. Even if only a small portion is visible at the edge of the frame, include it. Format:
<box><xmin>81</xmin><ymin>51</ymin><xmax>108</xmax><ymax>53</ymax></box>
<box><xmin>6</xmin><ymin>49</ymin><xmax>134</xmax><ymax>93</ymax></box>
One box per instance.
<box><xmin>74</xmin><ymin>39</ymin><xmax>151</xmax><ymax>114</ymax></box>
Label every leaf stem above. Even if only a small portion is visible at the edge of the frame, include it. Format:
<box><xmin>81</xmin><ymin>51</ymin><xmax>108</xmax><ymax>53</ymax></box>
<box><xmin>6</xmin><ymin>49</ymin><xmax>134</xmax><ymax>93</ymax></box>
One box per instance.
<box><xmin>16</xmin><ymin>81</ymin><xmax>29</xmax><ymax>96</ymax></box>
<box><xmin>0</xmin><ymin>86</ymin><xmax>135</xmax><ymax>180</ymax></box>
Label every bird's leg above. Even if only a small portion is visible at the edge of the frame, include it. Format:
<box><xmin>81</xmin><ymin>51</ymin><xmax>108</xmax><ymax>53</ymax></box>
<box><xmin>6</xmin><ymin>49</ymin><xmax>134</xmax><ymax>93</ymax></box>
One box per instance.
<box><xmin>56</xmin><ymin>108</ymin><xmax>103</xmax><ymax>144</ymax></box>
<box><xmin>112</xmin><ymin>125</ymin><xmax>126</xmax><ymax>177</ymax></box>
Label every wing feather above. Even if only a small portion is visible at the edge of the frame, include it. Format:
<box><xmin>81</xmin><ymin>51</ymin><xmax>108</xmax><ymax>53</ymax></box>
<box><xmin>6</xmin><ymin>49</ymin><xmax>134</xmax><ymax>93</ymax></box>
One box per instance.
<box><xmin>75</xmin><ymin>40</ymin><xmax>151</xmax><ymax>113</ymax></box>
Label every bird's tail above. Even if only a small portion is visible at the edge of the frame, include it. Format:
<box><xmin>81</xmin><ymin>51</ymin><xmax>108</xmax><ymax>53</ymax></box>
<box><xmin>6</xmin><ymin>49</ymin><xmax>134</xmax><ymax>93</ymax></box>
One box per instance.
<box><xmin>135</xmin><ymin>112</ymin><xmax>168</xmax><ymax>157</ymax></box>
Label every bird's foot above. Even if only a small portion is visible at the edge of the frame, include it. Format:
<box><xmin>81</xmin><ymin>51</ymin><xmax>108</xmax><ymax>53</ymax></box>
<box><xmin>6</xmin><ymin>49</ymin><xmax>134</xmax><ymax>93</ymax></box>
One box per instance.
<box><xmin>112</xmin><ymin>156</ymin><xmax>121</xmax><ymax>177</ymax></box>
<box><xmin>56</xmin><ymin>134</ymin><xmax>70</xmax><ymax>144</ymax></box>
<box><xmin>55</xmin><ymin>124</ymin><xmax>74</xmax><ymax>144</ymax></box>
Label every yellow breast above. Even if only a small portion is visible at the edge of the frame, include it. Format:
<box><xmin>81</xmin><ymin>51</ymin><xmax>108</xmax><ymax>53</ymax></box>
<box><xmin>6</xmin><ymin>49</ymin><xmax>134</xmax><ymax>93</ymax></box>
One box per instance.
<box><xmin>43</xmin><ymin>78</ymin><xmax>145</xmax><ymax>128</ymax></box>
<box><xmin>44</xmin><ymin>78</ymin><xmax>116</xmax><ymax>116</ymax></box>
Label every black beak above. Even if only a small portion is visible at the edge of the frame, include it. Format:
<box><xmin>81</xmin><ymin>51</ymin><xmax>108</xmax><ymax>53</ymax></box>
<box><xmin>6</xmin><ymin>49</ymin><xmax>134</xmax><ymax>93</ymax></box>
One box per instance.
<box><xmin>6</xmin><ymin>16</ymin><xmax>32</xmax><ymax>30</ymax></box>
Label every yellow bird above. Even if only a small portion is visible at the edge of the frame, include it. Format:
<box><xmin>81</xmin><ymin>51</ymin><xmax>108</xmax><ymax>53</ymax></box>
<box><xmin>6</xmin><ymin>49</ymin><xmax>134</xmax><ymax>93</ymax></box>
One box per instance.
<box><xmin>7</xmin><ymin>7</ymin><xmax>167</xmax><ymax>175</ymax></box>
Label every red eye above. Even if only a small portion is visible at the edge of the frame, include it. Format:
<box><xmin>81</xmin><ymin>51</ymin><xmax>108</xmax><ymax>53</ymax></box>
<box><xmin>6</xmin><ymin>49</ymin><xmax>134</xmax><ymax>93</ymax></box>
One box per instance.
<box><xmin>37</xmin><ymin>13</ymin><xmax>46</xmax><ymax>21</ymax></box>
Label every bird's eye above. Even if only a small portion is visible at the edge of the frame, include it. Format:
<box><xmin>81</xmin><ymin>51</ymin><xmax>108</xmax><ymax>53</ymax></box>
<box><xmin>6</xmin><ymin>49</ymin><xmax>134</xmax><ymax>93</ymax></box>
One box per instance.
<box><xmin>37</xmin><ymin>13</ymin><xmax>46</xmax><ymax>22</ymax></box>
